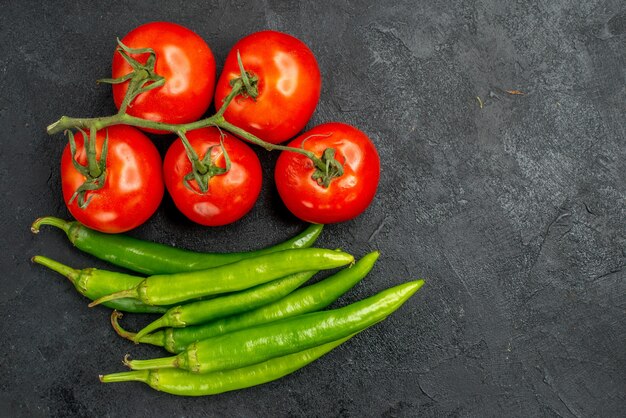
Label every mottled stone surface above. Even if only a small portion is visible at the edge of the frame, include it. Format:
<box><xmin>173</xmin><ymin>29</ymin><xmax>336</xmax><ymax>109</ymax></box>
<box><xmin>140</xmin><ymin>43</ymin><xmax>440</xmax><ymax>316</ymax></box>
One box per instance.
<box><xmin>0</xmin><ymin>1</ymin><xmax>624</xmax><ymax>416</ymax></box>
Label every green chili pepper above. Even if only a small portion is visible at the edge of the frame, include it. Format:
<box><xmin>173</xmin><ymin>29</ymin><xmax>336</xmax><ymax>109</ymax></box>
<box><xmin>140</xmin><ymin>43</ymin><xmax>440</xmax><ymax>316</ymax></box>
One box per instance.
<box><xmin>31</xmin><ymin>217</ymin><xmax>323</xmax><ymax>275</ymax></box>
<box><xmin>90</xmin><ymin>248</ymin><xmax>354</xmax><ymax>307</ymax></box>
<box><xmin>31</xmin><ymin>255</ymin><xmax>167</xmax><ymax>314</ymax></box>
<box><xmin>100</xmin><ymin>336</ymin><xmax>352</xmax><ymax>396</ymax></box>
<box><xmin>114</xmin><ymin>251</ymin><xmax>380</xmax><ymax>352</ymax></box>
<box><xmin>125</xmin><ymin>280</ymin><xmax>423</xmax><ymax>373</ymax></box>
<box><xmin>131</xmin><ymin>270</ymin><xmax>318</xmax><ymax>341</ymax></box>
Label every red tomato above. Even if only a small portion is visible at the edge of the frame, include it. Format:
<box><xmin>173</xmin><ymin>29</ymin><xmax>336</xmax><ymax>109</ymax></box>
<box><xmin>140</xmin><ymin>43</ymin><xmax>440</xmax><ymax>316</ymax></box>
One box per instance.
<box><xmin>274</xmin><ymin>123</ymin><xmax>380</xmax><ymax>224</ymax></box>
<box><xmin>61</xmin><ymin>126</ymin><xmax>164</xmax><ymax>233</ymax></box>
<box><xmin>163</xmin><ymin>127</ymin><xmax>262</xmax><ymax>226</ymax></box>
<box><xmin>112</xmin><ymin>22</ymin><xmax>216</xmax><ymax>132</ymax></box>
<box><xmin>214</xmin><ymin>30</ymin><xmax>321</xmax><ymax>144</ymax></box>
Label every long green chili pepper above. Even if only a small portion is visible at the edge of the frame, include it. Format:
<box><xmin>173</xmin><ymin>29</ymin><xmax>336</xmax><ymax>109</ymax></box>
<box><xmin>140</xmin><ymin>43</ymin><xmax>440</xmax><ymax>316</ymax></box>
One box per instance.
<box><xmin>114</xmin><ymin>251</ymin><xmax>380</xmax><ymax>352</ymax></box>
<box><xmin>100</xmin><ymin>336</ymin><xmax>352</xmax><ymax>396</ymax></box>
<box><xmin>31</xmin><ymin>217</ymin><xmax>324</xmax><ymax>275</ymax></box>
<box><xmin>90</xmin><ymin>248</ymin><xmax>354</xmax><ymax>307</ymax></box>
<box><xmin>132</xmin><ymin>270</ymin><xmax>318</xmax><ymax>341</ymax></box>
<box><xmin>125</xmin><ymin>280</ymin><xmax>423</xmax><ymax>373</ymax></box>
<box><xmin>31</xmin><ymin>255</ymin><xmax>167</xmax><ymax>314</ymax></box>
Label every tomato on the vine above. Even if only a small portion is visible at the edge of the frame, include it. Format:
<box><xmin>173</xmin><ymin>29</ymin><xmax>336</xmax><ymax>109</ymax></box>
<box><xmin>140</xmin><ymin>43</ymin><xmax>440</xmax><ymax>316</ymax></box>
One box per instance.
<box><xmin>112</xmin><ymin>22</ymin><xmax>216</xmax><ymax>131</ymax></box>
<box><xmin>61</xmin><ymin>125</ymin><xmax>164</xmax><ymax>233</ymax></box>
<box><xmin>163</xmin><ymin>127</ymin><xmax>262</xmax><ymax>226</ymax></box>
<box><xmin>274</xmin><ymin>122</ymin><xmax>380</xmax><ymax>224</ymax></box>
<box><xmin>214</xmin><ymin>30</ymin><xmax>321</xmax><ymax>144</ymax></box>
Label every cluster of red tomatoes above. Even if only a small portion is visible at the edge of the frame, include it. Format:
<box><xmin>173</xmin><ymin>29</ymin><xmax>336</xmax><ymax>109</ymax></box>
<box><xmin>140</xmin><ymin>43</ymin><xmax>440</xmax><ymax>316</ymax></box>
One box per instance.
<box><xmin>60</xmin><ymin>22</ymin><xmax>380</xmax><ymax>233</ymax></box>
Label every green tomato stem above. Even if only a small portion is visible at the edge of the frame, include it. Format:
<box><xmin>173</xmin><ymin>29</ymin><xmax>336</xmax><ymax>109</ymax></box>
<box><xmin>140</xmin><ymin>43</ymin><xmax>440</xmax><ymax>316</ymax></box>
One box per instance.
<box><xmin>214</xmin><ymin>79</ymin><xmax>244</xmax><ymax>119</ymax></box>
<box><xmin>213</xmin><ymin>120</ymin><xmax>325</xmax><ymax>169</ymax></box>
<box><xmin>46</xmin><ymin>57</ymin><xmax>344</xmax><ymax>188</ymax></box>
<box><xmin>86</xmin><ymin>128</ymin><xmax>101</xmax><ymax>178</ymax></box>
<box><xmin>47</xmin><ymin>111</ymin><xmax>324</xmax><ymax>169</ymax></box>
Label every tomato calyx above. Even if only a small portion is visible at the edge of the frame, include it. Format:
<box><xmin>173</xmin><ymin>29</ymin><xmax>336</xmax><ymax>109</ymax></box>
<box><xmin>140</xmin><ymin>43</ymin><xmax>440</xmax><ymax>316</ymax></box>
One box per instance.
<box><xmin>311</xmin><ymin>148</ymin><xmax>344</xmax><ymax>188</ymax></box>
<box><xmin>98</xmin><ymin>39</ymin><xmax>165</xmax><ymax>114</ymax></box>
<box><xmin>66</xmin><ymin>129</ymin><xmax>108</xmax><ymax>208</ymax></box>
<box><xmin>177</xmin><ymin>130</ymin><xmax>231</xmax><ymax>193</ymax></box>
<box><xmin>228</xmin><ymin>50</ymin><xmax>259</xmax><ymax>100</ymax></box>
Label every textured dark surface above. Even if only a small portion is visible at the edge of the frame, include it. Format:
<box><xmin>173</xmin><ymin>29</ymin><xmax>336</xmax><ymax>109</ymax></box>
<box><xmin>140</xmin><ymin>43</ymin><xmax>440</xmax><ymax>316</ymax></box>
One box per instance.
<box><xmin>1</xmin><ymin>0</ymin><xmax>625</xmax><ymax>416</ymax></box>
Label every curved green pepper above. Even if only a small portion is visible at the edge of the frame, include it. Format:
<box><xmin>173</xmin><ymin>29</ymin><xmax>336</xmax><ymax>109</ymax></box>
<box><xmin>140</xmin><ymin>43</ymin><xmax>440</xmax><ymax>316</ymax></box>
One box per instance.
<box><xmin>32</xmin><ymin>217</ymin><xmax>323</xmax><ymax>275</ymax></box>
<box><xmin>126</xmin><ymin>280</ymin><xmax>423</xmax><ymax>373</ymax></box>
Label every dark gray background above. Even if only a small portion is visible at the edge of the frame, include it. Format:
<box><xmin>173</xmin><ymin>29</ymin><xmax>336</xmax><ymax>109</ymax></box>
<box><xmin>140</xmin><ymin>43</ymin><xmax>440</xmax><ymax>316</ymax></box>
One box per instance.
<box><xmin>1</xmin><ymin>0</ymin><xmax>624</xmax><ymax>416</ymax></box>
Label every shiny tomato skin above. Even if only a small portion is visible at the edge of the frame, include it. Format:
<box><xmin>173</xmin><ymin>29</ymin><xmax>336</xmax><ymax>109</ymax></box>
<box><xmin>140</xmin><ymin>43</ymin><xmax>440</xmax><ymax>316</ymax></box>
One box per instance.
<box><xmin>112</xmin><ymin>22</ymin><xmax>216</xmax><ymax>132</ymax></box>
<box><xmin>61</xmin><ymin>126</ymin><xmax>164</xmax><ymax>233</ymax></box>
<box><xmin>275</xmin><ymin>123</ymin><xmax>380</xmax><ymax>224</ymax></box>
<box><xmin>164</xmin><ymin>127</ymin><xmax>263</xmax><ymax>226</ymax></box>
<box><xmin>214</xmin><ymin>30</ymin><xmax>321</xmax><ymax>144</ymax></box>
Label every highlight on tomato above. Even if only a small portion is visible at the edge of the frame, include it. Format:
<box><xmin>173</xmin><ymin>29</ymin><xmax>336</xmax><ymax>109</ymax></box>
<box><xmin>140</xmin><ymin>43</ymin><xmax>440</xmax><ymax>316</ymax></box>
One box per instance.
<box><xmin>214</xmin><ymin>30</ymin><xmax>321</xmax><ymax>144</ymax></box>
<box><xmin>60</xmin><ymin>125</ymin><xmax>164</xmax><ymax>234</ymax></box>
<box><xmin>110</xmin><ymin>22</ymin><xmax>216</xmax><ymax>132</ymax></box>
<box><xmin>274</xmin><ymin>122</ymin><xmax>380</xmax><ymax>224</ymax></box>
<box><xmin>163</xmin><ymin>127</ymin><xmax>263</xmax><ymax>226</ymax></box>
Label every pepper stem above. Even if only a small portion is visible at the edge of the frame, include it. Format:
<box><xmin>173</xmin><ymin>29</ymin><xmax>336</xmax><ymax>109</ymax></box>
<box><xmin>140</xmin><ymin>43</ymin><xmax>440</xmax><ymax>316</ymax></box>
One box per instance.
<box><xmin>32</xmin><ymin>255</ymin><xmax>80</xmax><ymax>285</ymax></box>
<box><xmin>99</xmin><ymin>370</ymin><xmax>150</xmax><ymax>384</ymax></box>
<box><xmin>110</xmin><ymin>311</ymin><xmax>137</xmax><ymax>342</ymax></box>
<box><xmin>124</xmin><ymin>354</ymin><xmax>179</xmax><ymax>371</ymax></box>
<box><xmin>137</xmin><ymin>331</ymin><xmax>166</xmax><ymax>348</ymax></box>
<box><xmin>31</xmin><ymin>216</ymin><xmax>71</xmax><ymax>234</ymax></box>
<box><xmin>133</xmin><ymin>316</ymin><xmax>169</xmax><ymax>343</ymax></box>
<box><xmin>111</xmin><ymin>304</ymin><xmax>168</xmax><ymax>349</ymax></box>
<box><xmin>88</xmin><ymin>288</ymin><xmax>138</xmax><ymax>308</ymax></box>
